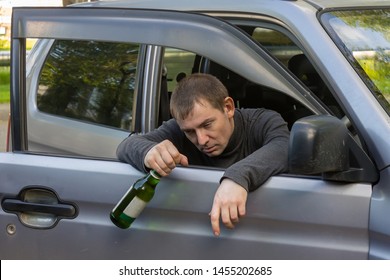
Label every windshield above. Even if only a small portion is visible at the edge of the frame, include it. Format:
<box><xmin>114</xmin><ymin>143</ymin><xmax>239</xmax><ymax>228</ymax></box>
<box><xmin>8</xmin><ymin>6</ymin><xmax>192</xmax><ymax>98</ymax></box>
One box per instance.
<box><xmin>322</xmin><ymin>9</ymin><xmax>390</xmax><ymax>116</ymax></box>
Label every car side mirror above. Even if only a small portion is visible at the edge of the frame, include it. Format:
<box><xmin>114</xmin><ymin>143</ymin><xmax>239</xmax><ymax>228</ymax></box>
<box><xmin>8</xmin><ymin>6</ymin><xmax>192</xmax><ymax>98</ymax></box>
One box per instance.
<box><xmin>289</xmin><ymin>115</ymin><xmax>349</xmax><ymax>175</ymax></box>
<box><xmin>288</xmin><ymin>115</ymin><xmax>378</xmax><ymax>183</ymax></box>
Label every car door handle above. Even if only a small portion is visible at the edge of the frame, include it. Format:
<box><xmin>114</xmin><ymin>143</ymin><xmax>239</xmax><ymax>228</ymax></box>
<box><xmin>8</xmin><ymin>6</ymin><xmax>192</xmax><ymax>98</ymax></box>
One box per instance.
<box><xmin>1</xmin><ymin>187</ymin><xmax>78</xmax><ymax>229</ymax></box>
<box><xmin>2</xmin><ymin>199</ymin><xmax>76</xmax><ymax>217</ymax></box>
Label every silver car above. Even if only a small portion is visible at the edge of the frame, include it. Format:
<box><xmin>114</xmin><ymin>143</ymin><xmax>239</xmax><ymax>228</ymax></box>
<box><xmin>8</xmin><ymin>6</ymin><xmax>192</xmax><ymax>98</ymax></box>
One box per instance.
<box><xmin>1</xmin><ymin>0</ymin><xmax>390</xmax><ymax>259</ymax></box>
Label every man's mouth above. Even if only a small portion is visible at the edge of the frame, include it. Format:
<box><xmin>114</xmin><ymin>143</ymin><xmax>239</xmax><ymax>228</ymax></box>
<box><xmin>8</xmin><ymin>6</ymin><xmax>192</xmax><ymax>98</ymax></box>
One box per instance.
<box><xmin>202</xmin><ymin>145</ymin><xmax>217</xmax><ymax>154</ymax></box>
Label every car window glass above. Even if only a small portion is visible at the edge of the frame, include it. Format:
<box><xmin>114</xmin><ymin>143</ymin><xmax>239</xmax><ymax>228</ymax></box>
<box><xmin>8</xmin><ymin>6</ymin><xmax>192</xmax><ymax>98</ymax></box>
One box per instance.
<box><xmin>37</xmin><ymin>40</ymin><xmax>139</xmax><ymax>131</ymax></box>
<box><xmin>321</xmin><ymin>9</ymin><xmax>390</xmax><ymax>116</ymax></box>
<box><xmin>252</xmin><ymin>27</ymin><xmax>302</xmax><ymax>66</ymax></box>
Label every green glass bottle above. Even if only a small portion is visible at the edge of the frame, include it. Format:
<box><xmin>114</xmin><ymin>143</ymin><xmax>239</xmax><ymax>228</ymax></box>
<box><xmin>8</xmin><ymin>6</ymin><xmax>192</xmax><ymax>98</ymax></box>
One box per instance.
<box><xmin>110</xmin><ymin>170</ymin><xmax>161</xmax><ymax>229</ymax></box>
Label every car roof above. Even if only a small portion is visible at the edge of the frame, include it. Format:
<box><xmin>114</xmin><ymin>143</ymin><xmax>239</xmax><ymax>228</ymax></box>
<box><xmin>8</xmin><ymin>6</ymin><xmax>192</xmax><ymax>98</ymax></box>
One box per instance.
<box><xmin>305</xmin><ymin>0</ymin><xmax>390</xmax><ymax>9</ymax></box>
<box><xmin>75</xmin><ymin>0</ymin><xmax>389</xmax><ymax>10</ymax></box>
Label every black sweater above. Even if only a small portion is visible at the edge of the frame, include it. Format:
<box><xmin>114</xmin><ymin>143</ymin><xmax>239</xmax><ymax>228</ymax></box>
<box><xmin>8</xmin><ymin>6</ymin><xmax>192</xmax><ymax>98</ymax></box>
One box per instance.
<box><xmin>117</xmin><ymin>108</ymin><xmax>289</xmax><ymax>192</ymax></box>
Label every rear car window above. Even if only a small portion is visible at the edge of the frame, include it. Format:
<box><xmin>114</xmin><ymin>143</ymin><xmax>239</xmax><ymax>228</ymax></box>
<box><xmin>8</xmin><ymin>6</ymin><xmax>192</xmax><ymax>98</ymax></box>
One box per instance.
<box><xmin>37</xmin><ymin>40</ymin><xmax>139</xmax><ymax>131</ymax></box>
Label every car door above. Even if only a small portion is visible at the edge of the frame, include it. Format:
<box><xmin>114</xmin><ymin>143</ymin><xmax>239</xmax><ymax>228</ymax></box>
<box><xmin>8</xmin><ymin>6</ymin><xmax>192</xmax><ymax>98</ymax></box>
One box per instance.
<box><xmin>1</xmin><ymin>7</ymin><xmax>373</xmax><ymax>259</ymax></box>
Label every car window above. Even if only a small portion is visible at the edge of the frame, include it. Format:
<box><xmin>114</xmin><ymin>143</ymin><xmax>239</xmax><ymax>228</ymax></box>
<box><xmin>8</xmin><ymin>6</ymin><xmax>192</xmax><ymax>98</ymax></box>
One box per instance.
<box><xmin>161</xmin><ymin>27</ymin><xmax>340</xmax><ymax>124</ymax></box>
<box><xmin>161</xmin><ymin>45</ymin><xmax>312</xmax><ymax>130</ymax></box>
<box><xmin>37</xmin><ymin>40</ymin><xmax>139</xmax><ymax>131</ymax></box>
<box><xmin>252</xmin><ymin>27</ymin><xmax>302</xmax><ymax>66</ymax></box>
<box><xmin>321</xmin><ymin>8</ymin><xmax>390</xmax><ymax>116</ymax></box>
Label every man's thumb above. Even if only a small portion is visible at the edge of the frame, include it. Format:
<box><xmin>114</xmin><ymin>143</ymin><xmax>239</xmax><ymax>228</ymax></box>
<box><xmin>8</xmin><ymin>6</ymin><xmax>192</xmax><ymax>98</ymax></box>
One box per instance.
<box><xmin>179</xmin><ymin>154</ymin><xmax>189</xmax><ymax>166</ymax></box>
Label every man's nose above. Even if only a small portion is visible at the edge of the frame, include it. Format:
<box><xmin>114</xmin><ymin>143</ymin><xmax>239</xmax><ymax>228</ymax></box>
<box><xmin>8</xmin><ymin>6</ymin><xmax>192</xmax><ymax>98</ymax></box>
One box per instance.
<box><xmin>196</xmin><ymin>130</ymin><xmax>209</xmax><ymax>146</ymax></box>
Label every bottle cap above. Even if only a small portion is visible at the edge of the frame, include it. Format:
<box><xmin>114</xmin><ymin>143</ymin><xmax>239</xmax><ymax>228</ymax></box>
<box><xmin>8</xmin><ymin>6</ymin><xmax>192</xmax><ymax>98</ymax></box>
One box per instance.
<box><xmin>150</xmin><ymin>170</ymin><xmax>161</xmax><ymax>179</ymax></box>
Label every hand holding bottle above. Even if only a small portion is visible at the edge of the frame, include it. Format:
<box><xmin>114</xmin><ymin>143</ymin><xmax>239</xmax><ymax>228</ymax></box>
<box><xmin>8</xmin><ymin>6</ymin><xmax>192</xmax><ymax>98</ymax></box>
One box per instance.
<box><xmin>144</xmin><ymin>139</ymin><xmax>189</xmax><ymax>176</ymax></box>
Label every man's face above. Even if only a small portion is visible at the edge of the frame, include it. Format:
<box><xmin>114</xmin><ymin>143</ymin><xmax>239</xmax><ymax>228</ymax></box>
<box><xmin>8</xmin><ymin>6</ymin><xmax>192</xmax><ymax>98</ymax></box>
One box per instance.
<box><xmin>176</xmin><ymin>97</ymin><xmax>235</xmax><ymax>157</ymax></box>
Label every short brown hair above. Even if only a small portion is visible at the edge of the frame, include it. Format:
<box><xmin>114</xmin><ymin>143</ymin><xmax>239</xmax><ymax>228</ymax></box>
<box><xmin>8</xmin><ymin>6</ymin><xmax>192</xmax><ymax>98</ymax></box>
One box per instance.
<box><xmin>170</xmin><ymin>73</ymin><xmax>228</xmax><ymax>120</ymax></box>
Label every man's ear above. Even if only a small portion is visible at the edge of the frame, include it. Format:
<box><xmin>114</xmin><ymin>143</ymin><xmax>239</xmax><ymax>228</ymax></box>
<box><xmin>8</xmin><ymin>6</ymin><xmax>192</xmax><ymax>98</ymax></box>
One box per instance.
<box><xmin>224</xmin><ymin>97</ymin><xmax>235</xmax><ymax>117</ymax></box>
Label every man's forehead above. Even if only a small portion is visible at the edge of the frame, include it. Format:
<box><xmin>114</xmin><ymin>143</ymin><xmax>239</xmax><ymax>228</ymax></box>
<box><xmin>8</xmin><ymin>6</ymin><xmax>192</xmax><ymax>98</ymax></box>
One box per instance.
<box><xmin>177</xmin><ymin>102</ymin><xmax>219</xmax><ymax>130</ymax></box>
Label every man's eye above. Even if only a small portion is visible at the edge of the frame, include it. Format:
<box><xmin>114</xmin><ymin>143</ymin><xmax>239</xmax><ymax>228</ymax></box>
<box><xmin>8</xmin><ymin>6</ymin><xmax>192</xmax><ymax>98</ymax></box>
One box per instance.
<box><xmin>204</xmin><ymin>122</ymin><xmax>212</xmax><ymax>128</ymax></box>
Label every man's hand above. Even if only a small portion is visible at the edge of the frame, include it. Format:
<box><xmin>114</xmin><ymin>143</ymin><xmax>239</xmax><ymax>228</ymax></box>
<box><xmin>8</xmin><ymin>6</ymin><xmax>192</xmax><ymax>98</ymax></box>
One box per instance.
<box><xmin>209</xmin><ymin>179</ymin><xmax>248</xmax><ymax>236</ymax></box>
<box><xmin>144</xmin><ymin>140</ymin><xmax>189</xmax><ymax>176</ymax></box>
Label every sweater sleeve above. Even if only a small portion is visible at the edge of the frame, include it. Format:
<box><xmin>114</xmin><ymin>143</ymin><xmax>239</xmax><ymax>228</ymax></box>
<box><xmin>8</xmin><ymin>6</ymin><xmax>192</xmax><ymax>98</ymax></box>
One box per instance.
<box><xmin>116</xmin><ymin>119</ymin><xmax>183</xmax><ymax>172</ymax></box>
<box><xmin>222</xmin><ymin>111</ymin><xmax>290</xmax><ymax>192</ymax></box>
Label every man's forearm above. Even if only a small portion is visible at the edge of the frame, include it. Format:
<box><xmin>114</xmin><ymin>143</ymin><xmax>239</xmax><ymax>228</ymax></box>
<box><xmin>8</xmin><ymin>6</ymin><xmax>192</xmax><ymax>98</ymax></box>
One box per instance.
<box><xmin>222</xmin><ymin>138</ymin><xmax>289</xmax><ymax>192</ymax></box>
<box><xmin>116</xmin><ymin>134</ymin><xmax>156</xmax><ymax>172</ymax></box>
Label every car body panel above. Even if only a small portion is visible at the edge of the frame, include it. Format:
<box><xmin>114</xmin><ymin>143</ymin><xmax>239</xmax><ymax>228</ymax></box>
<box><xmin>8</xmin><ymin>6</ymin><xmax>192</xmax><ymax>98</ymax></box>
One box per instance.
<box><xmin>0</xmin><ymin>153</ymin><xmax>371</xmax><ymax>259</ymax></box>
<box><xmin>77</xmin><ymin>0</ymin><xmax>390</xmax><ymax>10</ymax></box>
<box><xmin>370</xmin><ymin>167</ymin><xmax>390</xmax><ymax>259</ymax></box>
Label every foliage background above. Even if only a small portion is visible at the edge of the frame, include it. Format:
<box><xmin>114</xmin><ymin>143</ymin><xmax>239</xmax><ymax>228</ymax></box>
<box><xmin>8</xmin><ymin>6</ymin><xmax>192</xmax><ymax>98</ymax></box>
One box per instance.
<box><xmin>0</xmin><ymin>67</ymin><xmax>10</xmax><ymax>103</ymax></box>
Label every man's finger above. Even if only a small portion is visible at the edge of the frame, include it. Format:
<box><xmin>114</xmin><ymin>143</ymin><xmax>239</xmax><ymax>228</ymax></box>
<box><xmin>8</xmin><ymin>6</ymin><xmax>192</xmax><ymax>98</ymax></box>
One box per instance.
<box><xmin>221</xmin><ymin>206</ymin><xmax>235</xmax><ymax>229</ymax></box>
<box><xmin>210</xmin><ymin>206</ymin><xmax>221</xmax><ymax>237</ymax></box>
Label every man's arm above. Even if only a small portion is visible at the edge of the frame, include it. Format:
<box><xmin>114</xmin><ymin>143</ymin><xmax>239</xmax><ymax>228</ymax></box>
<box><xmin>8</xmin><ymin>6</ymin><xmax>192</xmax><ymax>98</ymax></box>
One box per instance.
<box><xmin>116</xmin><ymin>119</ymin><xmax>187</xmax><ymax>173</ymax></box>
<box><xmin>209</xmin><ymin>178</ymin><xmax>247</xmax><ymax>236</ymax></box>
<box><xmin>223</xmin><ymin>110</ymin><xmax>289</xmax><ymax>191</ymax></box>
<box><xmin>210</xmin><ymin>110</ymin><xmax>289</xmax><ymax>236</ymax></box>
<box><xmin>117</xmin><ymin>133</ymin><xmax>158</xmax><ymax>172</ymax></box>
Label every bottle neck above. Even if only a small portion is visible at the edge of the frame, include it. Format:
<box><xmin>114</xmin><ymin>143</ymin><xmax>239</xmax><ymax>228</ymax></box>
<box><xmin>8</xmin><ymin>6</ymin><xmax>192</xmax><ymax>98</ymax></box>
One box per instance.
<box><xmin>147</xmin><ymin>170</ymin><xmax>161</xmax><ymax>186</ymax></box>
<box><xmin>150</xmin><ymin>170</ymin><xmax>161</xmax><ymax>180</ymax></box>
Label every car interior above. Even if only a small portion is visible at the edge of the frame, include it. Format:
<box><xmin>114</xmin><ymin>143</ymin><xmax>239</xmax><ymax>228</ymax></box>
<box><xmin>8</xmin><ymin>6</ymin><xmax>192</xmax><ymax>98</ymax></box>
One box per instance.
<box><xmin>160</xmin><ymin>53</ymin><xmax>343</xmax><ymax>130</ymax></box>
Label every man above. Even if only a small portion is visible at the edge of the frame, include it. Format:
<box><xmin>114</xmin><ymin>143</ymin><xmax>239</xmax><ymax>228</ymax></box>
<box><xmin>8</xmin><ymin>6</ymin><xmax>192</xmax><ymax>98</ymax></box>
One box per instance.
<box><xmin>117</xmin><ymin>73</ymin><xmax>289</xmax><ymax>236</ymax></box>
